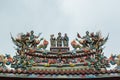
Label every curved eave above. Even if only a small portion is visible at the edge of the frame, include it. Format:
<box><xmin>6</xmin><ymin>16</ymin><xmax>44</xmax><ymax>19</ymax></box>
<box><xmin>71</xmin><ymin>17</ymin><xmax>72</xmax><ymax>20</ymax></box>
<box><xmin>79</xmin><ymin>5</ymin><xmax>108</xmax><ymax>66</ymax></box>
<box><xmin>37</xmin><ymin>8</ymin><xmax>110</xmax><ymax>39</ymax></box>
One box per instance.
<box><xmin>0</xmin><ymin>69</ymin><xmax>119</xmax><ymax>75</ymax></box>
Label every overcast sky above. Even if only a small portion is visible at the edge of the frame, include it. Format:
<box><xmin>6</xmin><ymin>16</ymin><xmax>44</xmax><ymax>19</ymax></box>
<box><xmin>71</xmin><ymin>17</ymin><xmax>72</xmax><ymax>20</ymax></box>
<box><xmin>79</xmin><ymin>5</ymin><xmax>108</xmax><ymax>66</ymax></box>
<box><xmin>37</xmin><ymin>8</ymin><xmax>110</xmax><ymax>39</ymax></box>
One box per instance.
<box><xmin>0</xmin><ymin>0</ymin><xmax>120</xmax><ymax>59</ymax></box>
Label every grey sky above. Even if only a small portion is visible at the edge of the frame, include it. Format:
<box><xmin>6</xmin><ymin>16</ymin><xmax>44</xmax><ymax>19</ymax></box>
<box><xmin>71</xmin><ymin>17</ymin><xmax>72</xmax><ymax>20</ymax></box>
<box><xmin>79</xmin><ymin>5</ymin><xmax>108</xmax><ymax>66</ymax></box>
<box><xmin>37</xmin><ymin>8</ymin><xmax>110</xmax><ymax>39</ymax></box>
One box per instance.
<box><xmin>0</xmin><ymin>0</ymin><xmax>120</xmax><ymax>58</ymax></box>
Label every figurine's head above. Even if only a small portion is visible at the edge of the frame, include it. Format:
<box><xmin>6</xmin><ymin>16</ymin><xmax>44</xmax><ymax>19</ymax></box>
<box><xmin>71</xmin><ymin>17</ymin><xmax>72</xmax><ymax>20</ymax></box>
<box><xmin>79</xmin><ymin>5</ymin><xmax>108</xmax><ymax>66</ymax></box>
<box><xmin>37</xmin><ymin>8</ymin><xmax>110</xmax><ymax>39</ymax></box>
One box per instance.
<box><xmin>86</xmin><ymin>31</ymin><xmax>89</xmax><ymax>35</ymax></box>
<box><xmin>65</xmin><ymin>33</ymin><xmax>67</xmax><ymax>36</ymax></box>
<box><xmin>5</xmin><ymin>54</ymin><xmax>10</xmax><ymax>58</ymax></box>
<box><xmin>31</xmin><ymin>30</ymin><xmax>34</xmax><ymax>34</ymax></box>
<box><xmin>50</xmin><ymin>34</ymin><xmax>54</xmax><ymax>38</ymax></box>
<box><xmin>58</xmin><ymin>32</ymin><xmax>61</xmax><ymax>36</ymax></box>
<box><xmin>90</xmin><ymin>32</ymin><xmax>94</xmax><ymax>37</ymax></box>
<box><xmin>26</xmin><ymin>32</ymin><xmax>30</xmax><ymax>36</ymax></box>
<box><xmin>43</xmin><ymin>39</ymin><xmax>49</xmax><ymax>45</ymax></box>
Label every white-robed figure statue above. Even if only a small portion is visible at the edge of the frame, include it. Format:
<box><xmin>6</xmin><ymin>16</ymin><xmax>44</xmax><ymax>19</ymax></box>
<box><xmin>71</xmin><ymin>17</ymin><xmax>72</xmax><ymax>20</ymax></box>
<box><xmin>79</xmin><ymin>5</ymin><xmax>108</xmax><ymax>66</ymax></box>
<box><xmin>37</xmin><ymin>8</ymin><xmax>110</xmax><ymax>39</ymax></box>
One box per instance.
<box><xmin>50</xmin><ymin>34</ymin><xmax>56</xmax><ymax>47</ymax></box>
<box><xmin>57</xmin><ymin>32</ymin><xmax>63</xmax><ymax>47</ymax></box>
<box><xmin>63</xmin><ymin>33</ymin><xmax>69</xmax><ymax>47</ymax></box>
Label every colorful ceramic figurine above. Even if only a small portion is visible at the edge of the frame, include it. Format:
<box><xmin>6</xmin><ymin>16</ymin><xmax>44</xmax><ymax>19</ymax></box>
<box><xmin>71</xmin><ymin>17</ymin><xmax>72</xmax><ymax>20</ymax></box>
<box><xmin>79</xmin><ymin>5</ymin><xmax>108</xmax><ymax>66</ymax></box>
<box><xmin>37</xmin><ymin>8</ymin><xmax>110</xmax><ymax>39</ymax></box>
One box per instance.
<box><xmin>50</xmin><ymin>34</ymin><xmax>56</xmax><ymax>47</ymax></box>
<box><xmin>57</xmin><ymin>32</ymin><xmax>62</xmax><ymax>47</ymax></box>
<box><xmin>63</xmin><ymin>33</ymin><xmax>69</xmax><ymax>47</ymax></box>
